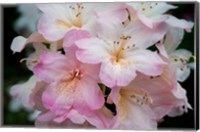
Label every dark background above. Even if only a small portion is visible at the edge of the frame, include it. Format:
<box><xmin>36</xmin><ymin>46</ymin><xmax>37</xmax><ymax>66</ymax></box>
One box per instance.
<box><xmin>2</xmin><ymin>3</ymin><xmax>197</xmax><ymax>129</ymax></box>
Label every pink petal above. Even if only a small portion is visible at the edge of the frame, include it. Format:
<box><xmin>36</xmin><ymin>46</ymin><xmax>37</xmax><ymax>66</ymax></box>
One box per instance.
<box><xmin>37</xmin><ymin>4</ymin><xmax>73</xmax><ymax>41</ymax></box>
<box><xmin>125</xmin><ymin>21</ymin><xmax>168</xmax><ymax>49</ymax></box>
<box><xmin>33</xmin><ymin>52</ymin><xmax>73</xmax><ymax>83</ymax></box>
<box><xmin>95</xmin><ymin>4</ymin><xmax>128</xmax><ymax>41</ymax></box>
<box><xmin>85</xmin><ymin>107</ymin><xmax>115</xmax><ymax>129</ymax></box>
<box><xmin>75</xmin><ymin>37</ymin><xmax>111</xmax><ymax>64</ymax></box>
<box><xmin>73</xmin><ymin>78</ymin><xmax>104</xmax><ymax>115</ymax></box>
<box><xmin>156</xmin><ymin>42</ymin><xmax>169</xmax><ymax>58</ymax></box>
<box><xmin>136</xmin><ymin>12</ymin><xmax>168</xmax><ymax>29</ymax></box>
<box><xmin>99</xmin><ymin>59</ymin><xmax>137</xmax><ymax>88</ymax></box>
<box><xmin>37</xmin><ymin>111</ymin><xmax>57</xmax><ymax>122</ymax></box>
<box><xmin>67</xmin><ymin>110</ymin><xmax>86</xmax><ymax>124</ymax></box>
<box><xmin>125</xmin><ymin>49</ymin><xmax>166</xmax><ymax>76</ymax></box>
<box><xmin>38</xmin><ymin>15</ymin><xmax>69</xmax><ymax>41</ymax></box>
<box><xmin>41</xmin><ymin>82</ymin><xmax>73</xmax><ymax>115</ymax></box>
<box><xmin>63</xmin><ymin>29</ymin><xmax>91</xmax><ymax>48</ymax></box>
<box><xmin>113</xmin><ymin>97</ymin><xmax>157</xmax><ymax>130</ymax></box>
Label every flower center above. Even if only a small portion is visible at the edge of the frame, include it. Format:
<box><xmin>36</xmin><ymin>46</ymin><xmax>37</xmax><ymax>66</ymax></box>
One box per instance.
<box><xmin>68</xmin><ymin>69</ymin><xmax>83</xmax><ymax>80</ymax></box>
<box><xmin>55</xmin><ymin>3</ymin><xmax>84</xmax><ymax>29</ymax></box>
<box><xmin>69</xmin><ymin>3</ymin><xmax>84</xmax><ymax>28</ymax></box>
<box><xmin>120</xmin><ymin>88</ymin><xmax>153</xmax><ymax>106</ymax></box>
<box><xmin>111</xmin><ymin>35</ymin><xmax>135</xmax><ymax>64</ymax></box>
<box><xmin>57</xmin><ymin>69</ymin><xmax>83</xmax><ymax>94</ymax></box>
<box><xmin>117</xmin><ymin>88</ymin><xmax>153</xmax><ymax>120</ymax></box>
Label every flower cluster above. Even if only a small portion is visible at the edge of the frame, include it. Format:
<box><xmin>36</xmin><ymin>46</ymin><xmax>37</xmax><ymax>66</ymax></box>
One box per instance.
<box><xmin>10</xmin><ymin>2</ymin><xmax>195</xmax><ymax>129</ymax></box>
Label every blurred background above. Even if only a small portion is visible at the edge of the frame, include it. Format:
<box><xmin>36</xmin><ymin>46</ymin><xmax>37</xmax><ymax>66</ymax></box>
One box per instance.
<box><xmin>2</xmin><ymin>3</ymin><xmax>196</xmax><ymax>129</ymax></box>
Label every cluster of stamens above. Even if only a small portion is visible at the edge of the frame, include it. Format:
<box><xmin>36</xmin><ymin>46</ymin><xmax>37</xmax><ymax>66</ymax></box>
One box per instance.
<box><xmin>69</xmin><ymin>3</ymin><xmax>84</xmax><ymax>18</ymax></box>
<box><xmin>112</xmin><ymin>35</ymin><xmax>135</xmax><ymax>51</ymax></box>
<box><xmin>171</xmin><ymin>55</ymin><xmax>195</xmax><ymax>71</ymax></box>
<box><xmin>69</xmin><ymin>69</ymin><xmax>83</xmax><ymax>80</ymax></box>
<box><xmin>129</xmin><ymin>89</ymin><xmax>153</xmax><ymax>106</ymax></box>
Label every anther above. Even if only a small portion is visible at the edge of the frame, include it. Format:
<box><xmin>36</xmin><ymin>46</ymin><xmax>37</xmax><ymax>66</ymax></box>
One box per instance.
<box><xmin>174</xmin><ymin>58</ymin><xmax>178</xmax><ymax>61</ymax></box>
<box><xmin>150</xmin><ymin>76</ymin><xmax>154</xmax><ymax>79</ymax></box>
<box><xmin>76</xmin><ymin>12</ymin><xmax>81</xmax><ymax>17</ymax></box>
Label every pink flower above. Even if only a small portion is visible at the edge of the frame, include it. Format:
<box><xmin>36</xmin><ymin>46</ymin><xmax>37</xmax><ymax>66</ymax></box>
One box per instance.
<box><xmin>127</xmin><ymin>2</ymin><xmax>193</xmax><ymax>31</ymax></box>
<box><xmin>158</xmin><ymin>27</ymin><xmax>195</xmax><ymax>82</ymax></box>
<box><xmin>37</xmin><ymin>3</ymin><xmax>124</xmax><ymax>41</ymax></box>
<box><xmin>33</xmin><ymin>51</ymin><xmax>104</xmax><ymax>123</ymax></box>
<box><xmin>75</xmin><ymin>18</ymin><xmax>166</xmax><ymax>88</ymax></box>
<box><xmin>108</xmin><ymin>58</ymin><xmax>191</xmax><ymax>129</ymax></box>
<box><xmin>10</xmin><ymin>75</ymin><xmax>46</xmax><ymax>110</ymax></box>
<box><xmin>32</xmin><ymin>30</ymin><xmax>107</xmax><ymax>127</ymax></box>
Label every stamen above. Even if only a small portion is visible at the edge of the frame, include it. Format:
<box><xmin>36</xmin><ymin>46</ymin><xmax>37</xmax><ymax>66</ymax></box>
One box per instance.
<box><xmin>20</xmin><ymin>58</ymin><xmax>38</xmax><ymax>63</ymax></box>
<box><xmin>76</xmin><ymin>12</ymin><xmax>81</xmax><ymax>17</ymax></box>
<box><xmin>121</xmin><ymin>88</ymin><xmax>153</xmax><ymax>106</ymax></box>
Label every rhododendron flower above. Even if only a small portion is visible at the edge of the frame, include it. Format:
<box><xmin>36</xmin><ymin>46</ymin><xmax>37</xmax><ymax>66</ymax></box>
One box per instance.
<box><xmin>8</xmin><ymin>2</ymin><xmax>194</xmax><ymax>130</ymax></box>
<box><xmin>33</xmin><ymin>50</ymin><xmax>105</xmax><ymax>126</ymax></box>
<box><xmin>108</xmin><ymin>58</ymin><xmax>191</xmax><ymax>129</ymax></box>
<box><xmin>157</xmin><ymin>27</ymin><xmax>195</xmax><ymax>82</ymax></box>
<box><xmin>75</xmin><ymin>21</ymin><xmax>166</xmax><ymax>88</ymax></box>
<box><xmin>37</xmin><ymin>3</ymin><xmax>124</xmax><ymax>41</ymax></box>
<box><xmin>127</xmin><ymin>2</ymin><xmax>193</xmax><ymax>31</ymax></box>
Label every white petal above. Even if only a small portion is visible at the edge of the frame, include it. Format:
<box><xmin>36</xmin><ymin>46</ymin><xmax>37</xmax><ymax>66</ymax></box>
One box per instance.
<box><xmin>176</xmin><ymin>67</ymin><xmax>190</xmax><ymax>82</ymax></box>
<box><xmin>10</xmin><ymin>36</ymin><xmax>27</xmax><ymax>54</ymax></box>
<box><xmin>9</xmin><ymin>75</ymin><xmax>40</xmax><ymax>109</ymax></box>
<box><xmin>166</xmin><ymin>15</ymin><xmax>194</xmax><ymax>32</ymax></box>
<box><xmin>164</xmin><ymin>27</ymin><xmax>184</xmax><ymax>53</ymax></box>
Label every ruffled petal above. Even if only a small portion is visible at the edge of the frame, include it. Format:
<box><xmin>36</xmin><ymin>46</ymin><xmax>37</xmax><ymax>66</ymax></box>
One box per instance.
<box><xmin>73</xmin><ymin>78</ymin><xmax>104</xmax><ymax>115</ymax></box>
<box><xmin>63</xmin><ymin>29</ymin><xmax>91</xmax><ymax>49</ymax></box>
<box><xmin>125</xmin><ymin>49</ymin><xmax>166</xmax><ymax>76</ymax></box>
<box><xmin>37</xmin><ymin>4</ymin><xmax>73</xmax><ymax>41</ymax></box>
<box><xmin>41</xmin><ymin>82</ymin><xmax>74</xmax><ymax>116</ymax></box>
<box><xmin>166</xmin><ymin>15</ymin><xmax>194</xmax><ymax>32</ymax></box>
<box><xmin>95</xmin><ymin>4</ymin><xmax>128</xmax><ymax>41</ymax></box>
<box><xmin>125</xmin><ymin>21</ymin><xmax>168</xmax><ymax>49</ymax></box>
<box><xmin>99</xmin><ymin>59</ymin><xmax>137</xmax><ymax>88</ymax></box>
<box><xmin>75</xmin><ymin>37</ymin><xmax>111</xmax><ymax>64</ymax></box>
<box><xmin>112</xmin><ymin>95</ymin><xmax>157</xmax><ymax>130</ymax></box>
<box><xmin>164</xmin><ymin>27</ymin><xmax>184</xmax><ymax>53</ymax></box>
<box><xmin>10</xmin><ymin>32</ymin><xmax>46</xmax><ymax>54</ymax></box>
<box><xmin>10</xmin><ymin>36</ymin><xmax>27</xmax><ymax>53</ymax></box>
<box><xmin>33</xmin><ymin>52</ymin><xmax>73</xmax><ymax>83</ymax></box>
<box><xmin>9</xmin><ymin>75</ymin><xmax>41</xmax><ymax>109</ymax></box>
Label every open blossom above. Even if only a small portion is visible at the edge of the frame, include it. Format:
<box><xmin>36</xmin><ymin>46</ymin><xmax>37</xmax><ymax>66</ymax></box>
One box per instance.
<box><xmin>32</xmin><ymin>30</ymin><xmax>106</xmax><ymax>126</ymax></box>
<box><xmin>156</xmin><ymin>26</ymin><xmax>195</xmax><ymax>82</ymax></box>
<box><xmin>37</xmin><ymin>3</ymin><xmax>125</xmax><ymax>41</ymax></box>
<box><xmin>75</xmin><ymin>15</ymin><xmax>166</xmax><ymax>88</ymax></box>
<box><xmin>108</xmin><ymin>57</ymin><xmax>191</xmax><ymax>129</ymax></box>
<box><xmin>127</xmin><ymin>2</ymin><xmax>193</xmax><ymax>31</ymax></box>
<box><xmin>9</xmin><ymin>2</ymin><xmax>194</xmax><ymax>129</ymax></box>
